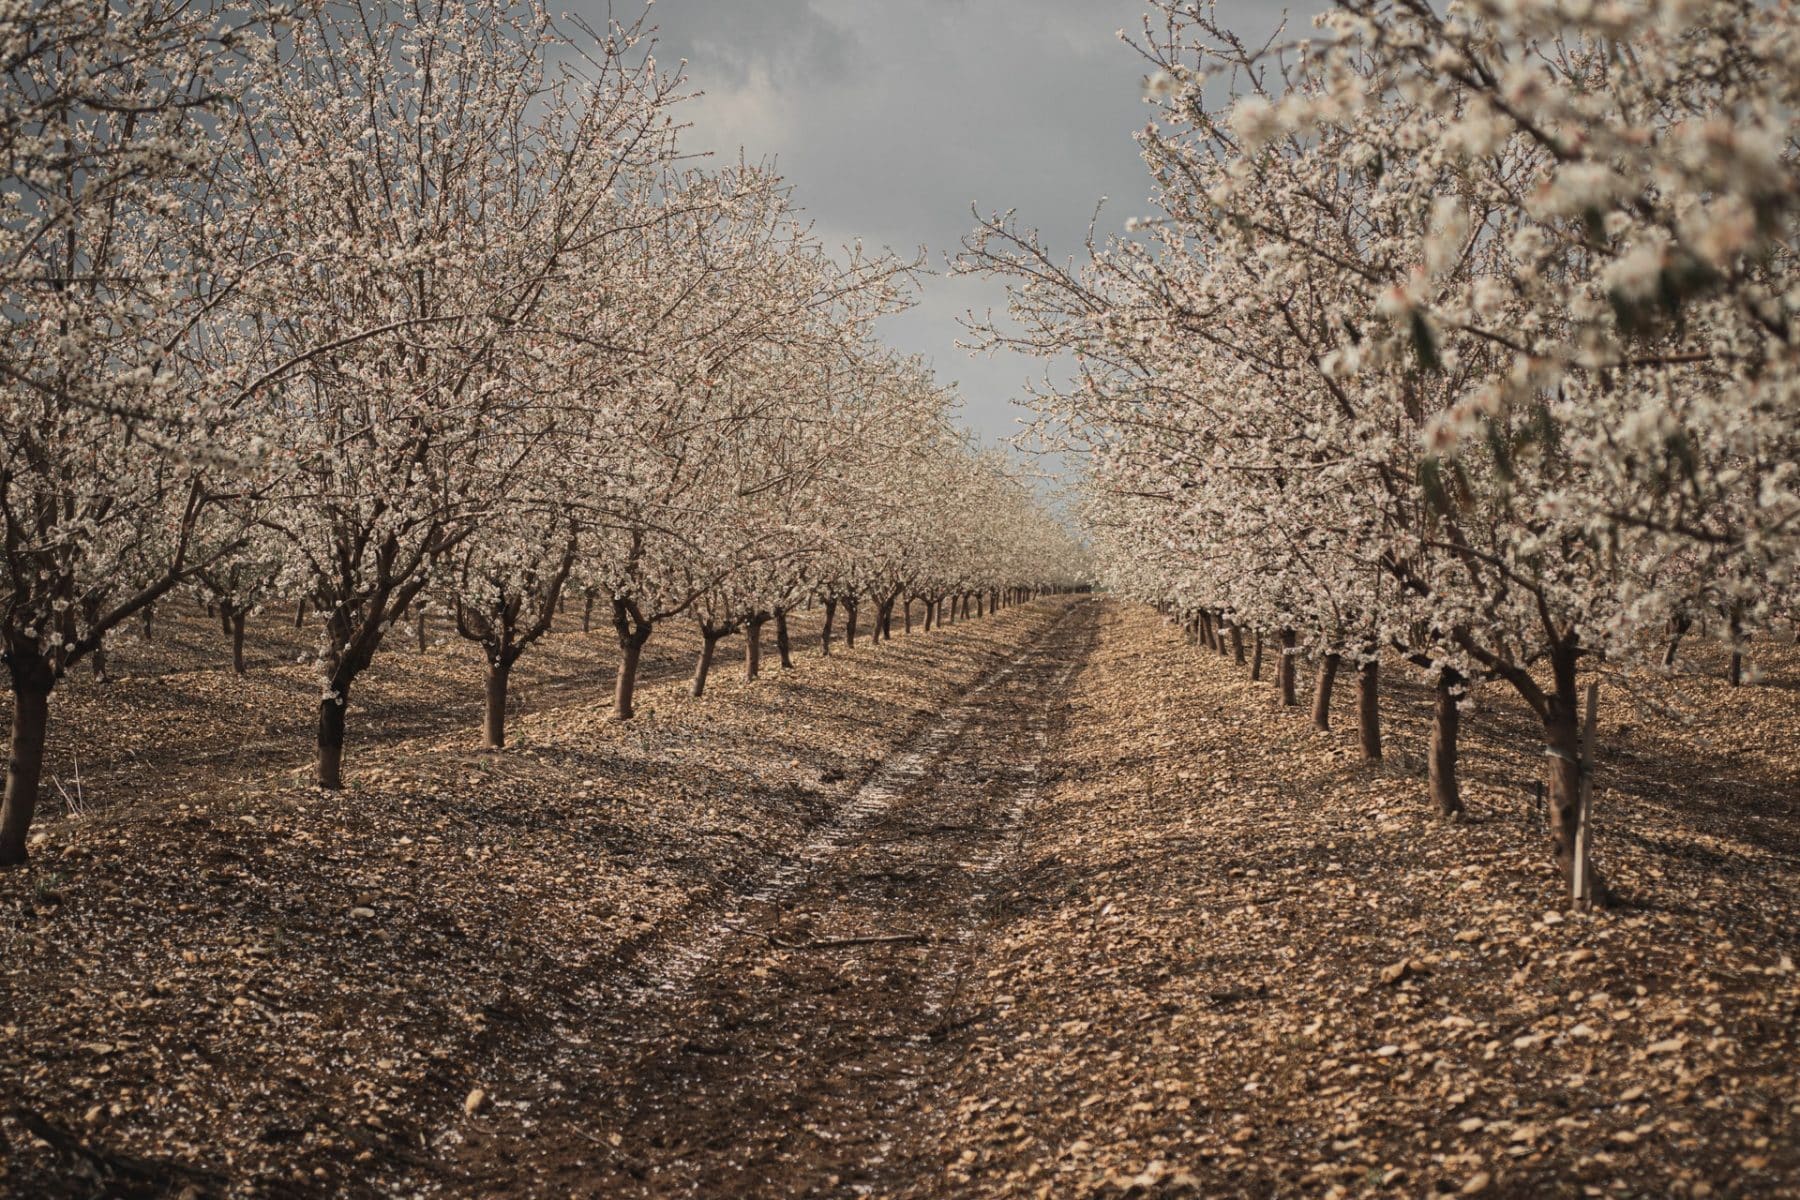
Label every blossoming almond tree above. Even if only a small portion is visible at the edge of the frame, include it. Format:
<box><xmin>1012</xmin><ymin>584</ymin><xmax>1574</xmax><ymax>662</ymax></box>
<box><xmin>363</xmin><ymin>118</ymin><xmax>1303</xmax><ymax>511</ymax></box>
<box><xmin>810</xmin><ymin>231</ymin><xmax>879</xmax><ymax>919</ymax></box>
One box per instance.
<box><xmin>0</xmin><ymin>2</ymin><xmax>297</xmax><ymax>864</ymax></box>
<box><xmin>802</xmin><ymin>357</ymin><xmax>967</xmax><ymax>648</ymax></box>
<box><xmin>965</xmin><ymin>0</ymin><xmax>1795</xmax><ymax>903</ymax></box>
<box><xmin>584</xmin><ymin>173</ymin><xmax>916</xmax><ymax>719</ymax></box>
<box><xmin>1331</xmin><ymin>0</ymin><xmax>1798</xmax><ymax>593</ymax></box>
<box><xmin>0</xmin><ymin>0</ymin><xmax>1092</xmax><ymax>866</ymax></box>
<box><xmin>194</xmin><ymin>532</ymin><xmax>290</xmax><ymax>676</ymax></box>
<box><xmin>235</xmin><ymin>0</ymin><xmax>680</xmax><ymax>787</ymax></box>
<box><xmin>1205</xmin><ymin>0</ymin><xmax>1797</xmax><ymax>895</ymax></box>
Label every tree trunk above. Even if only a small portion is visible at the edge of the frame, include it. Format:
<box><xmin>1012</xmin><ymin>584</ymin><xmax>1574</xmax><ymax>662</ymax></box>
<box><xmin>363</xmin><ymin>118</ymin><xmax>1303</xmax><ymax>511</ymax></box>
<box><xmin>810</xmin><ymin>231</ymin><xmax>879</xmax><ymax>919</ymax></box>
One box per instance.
<box><xmin>1311</xmin><ymin>652</ymin><xmax>1341</xmax><ymax>730</ymax></box>
<box><xmin>1215</xmin><ymin>615</ymin><xmax>1230</xmax><ymax>657</ymax></box>
<box><xmin>1250</xmin><ymin>630</ymin><xmax>1264</xmax><ymax>681</ymax></box>
<box><xmin>0</xmin><ymin>680</ymin><xmax>52</xmax><ymax>866</ymax></box>
<box><xmin>692</xmin><ymin>632</ymin><xmax>719</xmax><ymax>698</ymax></box>
<box><xmin>821</xmin><ymin>597</ymin><xmax>837</xmax><ymax>657</ymax></box>
<box><xmin>294</xmin><ymin>597</ymin><xmax>307</xmax><ymax>629</ymax></box>
<box><xmin>612</xmin><ymin>601</ymin><xmax>652</xmax><ymax>721</ymax></box>
<box><xmin>774</xmin><ymin>608</ymin><xmax>793</xmax><ymax>669</ymax></box>
<box><xmin>1544</xmin><ymin>693</ymin><xmax>1582</xmax><ymax>876</ymax></box>
<box><xmin>1356</xmin><ymin>659</ymin><xmax>1381</xmax><ymax>761</ymax></box>
<box><xmin>975</xmin><ymin>593</ymin><xmax>984</xmax><ymax>618</ymax></box>
<box><xmin>615</xmin><ymin>638</ymin><xmax>644</xmax><ymax>720</ymax></box>
<box><xmin>1276</xmin><ymin>629</ymin><xmax>1298</xmax><ymax>706</ymax></box>
<box><xmin>317</xmin><ymin>689</ymin><xmax>348</xmax><ymax>790</ymax></box>
<box><xmin>843</xmin><ymin>598</ymin><xmax>859</xmax><ymax>649</ymax></box>
<box><xmin>745</xmin><ymin>615</ymin><xmax>765</xmax><ymax>680</ymax></box>
<box><xmin>1662</xmin><ymin>613</ymin><xmax>1690</xmax><ymax>667</ymax></box>
<box><xmin>583</xmin><ymin>594</ymin><xmax>595</xmax><ymax>634</ymax></box>
<box><xmin>231</xmin><ymin>609</ymin><xmax>248</xmax><ymax>676</ymax></box>
<box><xmin>1230</xmin><ymin>623</ymin><xmax>1245</xmax><ymax>665</ymax></box>
<box><xmin>1727</xmin><ymin>604</ymin><xmax>1746</xmax><ymax>686</ymax></box>
<box><xmin>483</xmin><ymin>658</ymin><xmax>511</xmax><ymax>749</ymax></box>
<box><xmin>141</xmin><ymin>601</ymin><xmax>155</xmax><ymax>642</ymax></box>
<box><xmin>903</xmin><ymin>599</ymin><xmax>912</xmax><ymax>635</ymax></box>
<box><xmin>1430</xmin><ymin>669</ymin><xmax>1462</xmax><ymax>818</ymax></box>
<box><xmin>416</xmin><ymin>609</ymin><xmax>428</xmax><ymax>654</ymax></box>
<box><xmin>1541</xmin><ymin>646</ymin><xmax>1605</xmax><ymax>900</ymax></box>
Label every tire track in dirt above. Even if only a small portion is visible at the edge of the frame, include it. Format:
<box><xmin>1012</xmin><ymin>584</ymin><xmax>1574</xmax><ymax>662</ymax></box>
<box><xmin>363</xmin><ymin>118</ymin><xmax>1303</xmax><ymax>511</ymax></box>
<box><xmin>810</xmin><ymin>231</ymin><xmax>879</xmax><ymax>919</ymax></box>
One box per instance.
<box><xmin>457</xmin><ymin>599</ymin><xmax>1099</xmax><ymax>1199</ymax></box>
<box><xmin>605</xmin><ymin>598</ymin><xmax>1094</xmax><ymax>1011</ymax></box>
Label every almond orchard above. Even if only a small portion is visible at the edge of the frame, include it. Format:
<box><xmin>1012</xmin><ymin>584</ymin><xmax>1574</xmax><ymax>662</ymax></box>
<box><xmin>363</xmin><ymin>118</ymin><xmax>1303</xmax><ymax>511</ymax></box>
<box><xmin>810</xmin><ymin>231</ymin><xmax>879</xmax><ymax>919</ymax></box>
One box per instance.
<box><xmin>1</xmin><ymin>2</ymin><xmax>1795</xmax><ymax>1198</ymax></box>
<box><xmin>962</xmin><ymin>0</ymin><xmax>1798</xmax><ymax>904</ymax></box>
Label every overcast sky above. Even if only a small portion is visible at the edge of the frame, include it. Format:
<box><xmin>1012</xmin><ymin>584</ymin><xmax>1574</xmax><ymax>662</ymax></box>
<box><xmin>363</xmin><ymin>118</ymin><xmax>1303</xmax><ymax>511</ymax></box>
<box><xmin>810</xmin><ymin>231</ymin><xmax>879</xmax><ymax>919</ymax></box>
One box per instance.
<box><xmin>576</xmin><ymin>2</ymin><xmax>1296</xmax><ymax>464</ymax></box>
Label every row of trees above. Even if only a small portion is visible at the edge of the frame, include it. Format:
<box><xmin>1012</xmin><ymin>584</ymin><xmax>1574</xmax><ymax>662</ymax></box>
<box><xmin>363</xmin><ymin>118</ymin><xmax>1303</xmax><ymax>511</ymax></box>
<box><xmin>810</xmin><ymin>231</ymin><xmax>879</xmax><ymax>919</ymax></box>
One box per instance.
<box><xmin>963</xmin><ymin>0</ymin><xmax>1797</xmax><ymax>903</ymax></box>
<box><xmin>0</xmin><ymin>1</ymin><xmax>1084</xmax><ymax>865</ymax></box>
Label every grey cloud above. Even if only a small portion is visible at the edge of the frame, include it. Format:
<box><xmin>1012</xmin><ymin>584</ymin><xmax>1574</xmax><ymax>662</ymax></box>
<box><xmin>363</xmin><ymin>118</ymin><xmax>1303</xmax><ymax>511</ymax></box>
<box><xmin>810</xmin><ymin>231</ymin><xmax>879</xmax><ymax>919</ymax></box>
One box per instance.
<box><xmin>577</xmin><ymin>0</ymin><xmax>1303</xmax><ymax>451</ymax></box>
<box><xmin>642</xmin><ymin>1</ymin><xmax>860</xmax><ymax>86</ymax></box>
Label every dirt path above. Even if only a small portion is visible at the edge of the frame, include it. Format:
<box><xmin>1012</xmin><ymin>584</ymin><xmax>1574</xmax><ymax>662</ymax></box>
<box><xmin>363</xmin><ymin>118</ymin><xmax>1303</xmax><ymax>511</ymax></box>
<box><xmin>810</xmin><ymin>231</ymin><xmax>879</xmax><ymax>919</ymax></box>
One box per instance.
<box><xmin>0</xmin><ymin>598</ymin><xmax>1084</xmax><ymax>1200</ymax></box>
<box><xmin>453</xmin><ymin>599</ymin><xmax>1101</xmax><ymax>1198</ymax></box>
<box><xmin>901</xmin><ymin>603</ymin><xmax>1800</xmax><ymax>1200</ymax></box>
<box><xmin>8</xmin><ymin>598</ymin><xmax>1795</xmax><ymax>1199</ymax></box>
